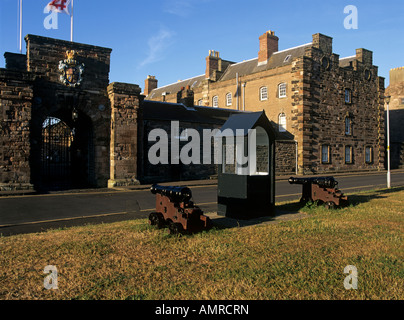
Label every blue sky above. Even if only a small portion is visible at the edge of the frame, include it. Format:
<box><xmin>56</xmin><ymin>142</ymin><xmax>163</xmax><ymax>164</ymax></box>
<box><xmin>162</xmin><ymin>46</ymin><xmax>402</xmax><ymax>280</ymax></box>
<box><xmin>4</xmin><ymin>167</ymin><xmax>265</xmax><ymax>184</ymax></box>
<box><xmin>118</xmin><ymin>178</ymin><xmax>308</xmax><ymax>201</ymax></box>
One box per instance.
<box><xmin>0</xmin><ymin>0</ymin><xmax>403</xmax><ymax>88</ymax></box>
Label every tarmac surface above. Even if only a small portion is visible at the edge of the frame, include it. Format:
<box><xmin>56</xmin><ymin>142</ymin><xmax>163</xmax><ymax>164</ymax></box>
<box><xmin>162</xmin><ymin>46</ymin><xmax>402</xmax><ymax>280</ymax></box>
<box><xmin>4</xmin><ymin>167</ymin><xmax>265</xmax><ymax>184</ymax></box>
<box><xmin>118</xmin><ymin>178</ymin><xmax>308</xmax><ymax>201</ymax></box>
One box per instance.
<box><xmin>0</xmin><ymin>169</ymin><xmax>403</xmax><ymax>236</ymax></box>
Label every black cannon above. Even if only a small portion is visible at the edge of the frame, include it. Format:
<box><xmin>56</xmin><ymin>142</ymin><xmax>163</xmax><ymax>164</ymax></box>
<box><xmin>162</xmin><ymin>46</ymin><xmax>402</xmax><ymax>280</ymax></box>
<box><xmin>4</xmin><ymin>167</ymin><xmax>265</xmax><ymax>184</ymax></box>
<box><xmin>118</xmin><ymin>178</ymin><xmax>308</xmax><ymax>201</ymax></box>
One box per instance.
<box><xmin>149</xmin><ymin>184</ymin><xmax>212</xmax><ymax>234</ymax></box>
<box><xmin>150</xmin><ymin>184</ymin><xmax>193</xmax><ymax>203</ymax></box>
<box><xmin>289</xmin><ymin>176</ymin><xmax>348</xmax><ymax>209</ymax></box>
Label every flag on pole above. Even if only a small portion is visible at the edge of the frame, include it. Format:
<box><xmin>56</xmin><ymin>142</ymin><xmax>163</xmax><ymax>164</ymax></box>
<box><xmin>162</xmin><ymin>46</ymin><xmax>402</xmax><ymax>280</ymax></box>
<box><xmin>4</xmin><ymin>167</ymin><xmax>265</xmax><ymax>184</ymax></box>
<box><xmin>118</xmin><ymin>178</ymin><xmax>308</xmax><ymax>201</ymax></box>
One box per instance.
<box><xmin>46</xmin><ymin>0</ymin><xmax>71</xmax><ymax>15</ymax></box>
<box><xmin>46</xmin><ymin>0</ymin><xmax>74</xmax><ymax>42</ymax></box>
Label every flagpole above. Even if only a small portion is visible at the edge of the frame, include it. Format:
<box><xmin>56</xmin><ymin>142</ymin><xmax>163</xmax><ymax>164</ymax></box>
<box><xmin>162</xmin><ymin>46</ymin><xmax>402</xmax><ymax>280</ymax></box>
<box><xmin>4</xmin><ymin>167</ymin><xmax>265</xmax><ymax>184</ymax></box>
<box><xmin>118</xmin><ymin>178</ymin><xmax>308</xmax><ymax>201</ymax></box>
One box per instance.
<box><xmin>19</xmin><ymin>0</ymin><xmax>23</xmax><ymax>53</ymax></box>
<box><xmin>70</xmin><ymin>0</ymin><xmax>73</xmax><ymax>42</ymax></box>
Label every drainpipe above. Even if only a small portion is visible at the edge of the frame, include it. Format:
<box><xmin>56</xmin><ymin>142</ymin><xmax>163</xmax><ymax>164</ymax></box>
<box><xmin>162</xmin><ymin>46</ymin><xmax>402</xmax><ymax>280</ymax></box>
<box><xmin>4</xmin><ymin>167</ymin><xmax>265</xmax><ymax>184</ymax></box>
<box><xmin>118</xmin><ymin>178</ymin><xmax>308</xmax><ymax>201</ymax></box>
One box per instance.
<box><xmin>242</xmin><ymin>82</ymin><xmax>246</xmax><ymax>111</ymax></box>
<box><xmin>236</xmin><ymin>73</ymin><xmax>239</xmax><ymax>110</ymax></box>
<box><xmin>295</xmin><ymin>140</ymin><xmax>298</xmax><ymax>175</ymax></box>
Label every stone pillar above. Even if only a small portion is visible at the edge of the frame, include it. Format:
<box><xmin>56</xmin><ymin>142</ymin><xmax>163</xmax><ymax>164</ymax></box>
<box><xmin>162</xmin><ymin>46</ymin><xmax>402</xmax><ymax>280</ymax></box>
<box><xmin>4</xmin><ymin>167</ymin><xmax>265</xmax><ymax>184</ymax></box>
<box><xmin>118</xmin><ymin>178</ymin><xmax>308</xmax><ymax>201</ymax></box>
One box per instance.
<box><xmin>312</xmin><ymin>33</ymin><xmax>333</xmax><ymax>55</ymax></box>
<box><xmin>0</xmin><ymin>69</ymin><xmax>34</xmax><ymax>190</ymax></box>
<box><xmin>107</xmin><ymin>82</ymin><xmax>143</xmax><ymax>188</ymax></box>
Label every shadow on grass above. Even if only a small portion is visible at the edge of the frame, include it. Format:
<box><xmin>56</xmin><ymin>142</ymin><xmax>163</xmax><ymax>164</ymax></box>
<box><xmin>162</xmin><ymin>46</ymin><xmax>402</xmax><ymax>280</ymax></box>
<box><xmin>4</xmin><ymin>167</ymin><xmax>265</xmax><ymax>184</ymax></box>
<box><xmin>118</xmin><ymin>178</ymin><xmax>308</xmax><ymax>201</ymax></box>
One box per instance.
<box><xmin>207</xmin><ymin>207</ymin><xmax>308</xmax><ymax>230</ymax></box>
<box><xmin>278</xmin><ymin>185</ymin><xmax>404</xmax><ymax>211</ymax></box>
<box><xmin>346</xmin><ymin>186</ymin><xmax>404</xmax><ymax>206</ymax></box>
<box><xmin>208</xmin><ymin>186</ymin><xmax>404</xmax><ymax>230</ymax></box>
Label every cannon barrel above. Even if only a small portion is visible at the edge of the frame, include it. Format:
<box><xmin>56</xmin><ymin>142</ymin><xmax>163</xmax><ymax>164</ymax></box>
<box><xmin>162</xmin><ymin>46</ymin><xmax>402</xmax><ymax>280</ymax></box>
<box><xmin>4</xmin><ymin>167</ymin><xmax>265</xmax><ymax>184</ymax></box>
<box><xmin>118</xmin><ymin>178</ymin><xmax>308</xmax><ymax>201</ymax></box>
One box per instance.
<box><xmin>150</xmin><ymin>184</ymin><xmax>193</xmax><ymax>202</ymax></box>
<box><xmin>288</xmin><ymin>176</ymin><xmax>338</xmax><ymax>188</ymax></box>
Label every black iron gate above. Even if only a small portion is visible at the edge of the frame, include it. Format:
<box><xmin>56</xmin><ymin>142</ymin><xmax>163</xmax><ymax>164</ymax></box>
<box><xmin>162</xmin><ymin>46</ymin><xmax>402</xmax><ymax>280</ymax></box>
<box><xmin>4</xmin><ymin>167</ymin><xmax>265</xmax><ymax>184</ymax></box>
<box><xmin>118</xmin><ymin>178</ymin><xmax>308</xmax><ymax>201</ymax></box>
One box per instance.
<box><xmin>41</xmin><ymin>117</ymin><xmax>74</xmax><ymax>190</ymax></box>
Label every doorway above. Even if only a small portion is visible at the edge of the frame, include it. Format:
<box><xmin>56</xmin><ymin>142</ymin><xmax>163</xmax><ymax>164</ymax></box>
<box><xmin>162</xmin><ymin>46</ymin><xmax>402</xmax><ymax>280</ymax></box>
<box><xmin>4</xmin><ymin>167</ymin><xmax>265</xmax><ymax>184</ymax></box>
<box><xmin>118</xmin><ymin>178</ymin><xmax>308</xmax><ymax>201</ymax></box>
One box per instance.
<box><xmin>39</xmin><ymin>111</ymin><xmax>94</xmax><ymax>190</ymax></box>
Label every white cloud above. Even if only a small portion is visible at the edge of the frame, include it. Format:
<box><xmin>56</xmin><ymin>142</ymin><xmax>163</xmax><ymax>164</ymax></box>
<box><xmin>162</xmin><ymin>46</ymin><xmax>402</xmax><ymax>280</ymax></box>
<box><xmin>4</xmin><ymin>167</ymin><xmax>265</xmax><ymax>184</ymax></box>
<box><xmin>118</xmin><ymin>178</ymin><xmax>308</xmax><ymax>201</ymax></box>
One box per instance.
<box><xmin>139</xmin><ymin>28</ymin><xmax>175</xmax><ymax>68</ymax></box>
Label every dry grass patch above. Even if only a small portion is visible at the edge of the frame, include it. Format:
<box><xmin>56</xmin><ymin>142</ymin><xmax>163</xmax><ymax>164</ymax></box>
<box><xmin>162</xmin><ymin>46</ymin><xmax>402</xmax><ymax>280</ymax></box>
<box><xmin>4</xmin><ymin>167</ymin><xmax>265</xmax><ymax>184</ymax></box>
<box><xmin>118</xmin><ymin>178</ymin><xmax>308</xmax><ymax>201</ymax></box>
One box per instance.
<box><xmin>0</xmin><ymin>187</ymin><xmax>403</xmax><ymax>300</ymax></box>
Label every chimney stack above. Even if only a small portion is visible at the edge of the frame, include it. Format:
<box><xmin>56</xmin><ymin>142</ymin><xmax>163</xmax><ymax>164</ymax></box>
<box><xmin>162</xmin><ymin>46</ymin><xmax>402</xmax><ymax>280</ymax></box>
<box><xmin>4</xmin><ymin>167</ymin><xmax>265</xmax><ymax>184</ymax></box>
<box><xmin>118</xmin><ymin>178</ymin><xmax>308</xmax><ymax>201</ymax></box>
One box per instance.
<box><xmin>205</xmin><ymin>50</ymin><xmax>221</xmax><ymax>80</ymax></box>
<box><xmin>258</xmin><ymin>30</ymin><xmax>279</xmax><ymax>66</ymax></box>
<box><xmin>144</xmin><ymin>75</ymin><xmax>158</xmax><ymax>96</ymax></box>
<box><xmin>177</xmin><ymin>85</ymin><xmax>195</xmax><ymax>108</ymax></box>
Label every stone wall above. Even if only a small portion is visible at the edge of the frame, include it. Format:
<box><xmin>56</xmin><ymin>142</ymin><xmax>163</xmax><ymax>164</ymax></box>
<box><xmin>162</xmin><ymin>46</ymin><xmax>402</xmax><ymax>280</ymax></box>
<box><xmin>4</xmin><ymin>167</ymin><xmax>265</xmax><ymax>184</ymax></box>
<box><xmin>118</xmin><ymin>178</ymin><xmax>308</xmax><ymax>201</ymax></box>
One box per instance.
<box><xmin>139</xmin><ymin>119</ymin><xmax>220</xmax><ymax>183</ymax></box>
<box><xmin>302</xmin><ymin>35</ymin><xmax>385</xmax><ymax>174</ymax></box>
<box><xmin>4</xmin><ymin>53</ymin><xmax>27</xmax><ymax>72</ymax></box>
<box><xmin>25</xmin><ymin>35</ymin><xmax>113</xmax><ymax>188</ymax></box>
<box><xmin>108</xmin><ymin>82</ymin><xmax>142</xmax><ymax>187</ymax></box>
<box><xmin>275</xmin><ymin>141</ymin><xmax>297</xmax><ymax>174</ymax></box>
<box><xmin>0</xmin><ymin>69</ymin><xmax>34</xmax><ymax>190</ymax></box>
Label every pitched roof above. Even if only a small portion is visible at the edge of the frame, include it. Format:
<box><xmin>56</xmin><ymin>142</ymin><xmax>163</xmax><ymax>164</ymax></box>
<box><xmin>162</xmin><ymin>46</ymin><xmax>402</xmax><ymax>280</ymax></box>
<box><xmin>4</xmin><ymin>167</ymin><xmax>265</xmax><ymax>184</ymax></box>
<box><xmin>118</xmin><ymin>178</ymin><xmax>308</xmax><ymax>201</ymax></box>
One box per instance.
<box><xmin>218</xmin><ymin>111</ymin><xmax>277</xmax><ymax>139</ymax></box>
<box><xmin>146</xmin><ymin>42</ymin><xmax>313</xmax><ymax>99</ymax></box>
<box><xmin>142</xmin><ymin>101</ymin><xmax>293</xmax><ymax>140</ymax></box>
<box><xmin>339</xmin><ymin>55</ymin><xmax>356</xmax><ymax>68</ymax></box>
<box><xmin>146</xmin><ymin>74</ymin><xmax>205</xmax><ymax>99</ymax></box>
<box><xmin>219</xmin><ymin>112</ymin><xmax>266</xmax><ymax>136</ymax></box>
<box><xmin>142</xmin><ymin>100</ymin><xmax>242</xmax><ymax>124</ymax></box>
<box><xmin>219</xmin><ymin>42</ymin><xmax>312</xmax><ymax>81</ymax></box>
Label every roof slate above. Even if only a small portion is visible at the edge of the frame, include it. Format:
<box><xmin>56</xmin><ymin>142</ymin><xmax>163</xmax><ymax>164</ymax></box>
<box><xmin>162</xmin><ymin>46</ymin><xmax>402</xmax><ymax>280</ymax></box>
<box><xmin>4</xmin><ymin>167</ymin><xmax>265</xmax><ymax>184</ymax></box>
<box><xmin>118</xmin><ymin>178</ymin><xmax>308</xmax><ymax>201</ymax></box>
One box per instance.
<box><xmin>219</xmin><ymin>43</ymin><xmax>312</xmax><ymax>81</ymax></box>
<box><xmin>146</xmin><ymin>75</ymin><xmax>205</xmax><ymax>99</ymax></box>
<box><xmin>142</xmin><ymin>100</ymin><xmax>242</xmax><ymax>124</ymax></box>
<box><xmin>146</xmin><ymin>42</ymin><xmax>313</xmax><ymax>99</ymax></box>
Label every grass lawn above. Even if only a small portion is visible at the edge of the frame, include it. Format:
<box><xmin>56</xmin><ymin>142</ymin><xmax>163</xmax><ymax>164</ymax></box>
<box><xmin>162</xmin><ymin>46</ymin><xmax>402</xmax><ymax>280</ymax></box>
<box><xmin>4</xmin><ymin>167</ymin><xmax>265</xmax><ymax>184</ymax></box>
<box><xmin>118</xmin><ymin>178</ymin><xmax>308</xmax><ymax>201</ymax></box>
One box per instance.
<box><xmin>0</xmin><ymin>187</ymin><xmax>403</xmax><ymax>300</ymax></box>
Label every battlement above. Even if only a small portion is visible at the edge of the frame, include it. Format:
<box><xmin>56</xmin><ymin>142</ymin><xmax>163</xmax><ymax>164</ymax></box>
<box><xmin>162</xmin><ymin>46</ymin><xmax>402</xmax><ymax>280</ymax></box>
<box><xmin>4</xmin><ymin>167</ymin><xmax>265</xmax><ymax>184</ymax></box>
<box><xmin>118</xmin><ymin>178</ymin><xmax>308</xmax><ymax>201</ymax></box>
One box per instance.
<box><xmin>390</xmin><ymin>66</ymin><xmax>404</xmax><ymax>85</ymax></box>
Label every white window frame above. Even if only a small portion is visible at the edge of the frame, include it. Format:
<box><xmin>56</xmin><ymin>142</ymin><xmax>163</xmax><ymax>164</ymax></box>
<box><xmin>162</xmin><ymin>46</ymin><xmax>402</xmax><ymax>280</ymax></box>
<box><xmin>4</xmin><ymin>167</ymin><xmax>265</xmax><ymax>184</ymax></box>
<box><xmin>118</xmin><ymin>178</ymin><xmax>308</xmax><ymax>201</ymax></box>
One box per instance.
<box><xmin>278</xmin><ymin>83</ymin><xmax>287</xmax><ymax>98</ymax></box>
<box><xmin>226</xmin><ymin>93</ymin><xmax>232</xmax><ymax>106</ymax></box>
<box><xmin>260</xmin><ymin>86</ymin><xmax>268</xmax><ymax>101</ymax></box>
<box><xmin>278</xmin><ymin>113</ymin><xmax>286</xmax><ymax>132</ymax></box>
<box><xmin>212</xmin><ymin>96</ymin><xmax>219</xmax><ymax>108</ymax></box>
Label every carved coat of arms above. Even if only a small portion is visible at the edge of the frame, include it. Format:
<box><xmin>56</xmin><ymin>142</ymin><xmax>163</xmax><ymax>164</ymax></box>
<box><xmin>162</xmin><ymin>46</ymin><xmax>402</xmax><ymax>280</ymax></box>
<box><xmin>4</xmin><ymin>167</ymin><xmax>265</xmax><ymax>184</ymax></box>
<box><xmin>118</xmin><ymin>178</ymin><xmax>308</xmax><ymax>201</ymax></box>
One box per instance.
<box><xmin>58</xmin><ymin>50</ymin><xmax>85</xmax><ymax>87</ymax></box>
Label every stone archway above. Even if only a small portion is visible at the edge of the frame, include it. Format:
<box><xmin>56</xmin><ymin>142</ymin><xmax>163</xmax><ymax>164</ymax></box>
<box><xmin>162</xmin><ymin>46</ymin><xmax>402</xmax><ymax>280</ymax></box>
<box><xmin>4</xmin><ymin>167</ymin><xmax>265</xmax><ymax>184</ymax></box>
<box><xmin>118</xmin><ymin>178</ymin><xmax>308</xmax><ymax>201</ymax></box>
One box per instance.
<box><xmin>36</xmin><ymin>107</ymin><xmax>94</xmax><ymax>191</ymax></box>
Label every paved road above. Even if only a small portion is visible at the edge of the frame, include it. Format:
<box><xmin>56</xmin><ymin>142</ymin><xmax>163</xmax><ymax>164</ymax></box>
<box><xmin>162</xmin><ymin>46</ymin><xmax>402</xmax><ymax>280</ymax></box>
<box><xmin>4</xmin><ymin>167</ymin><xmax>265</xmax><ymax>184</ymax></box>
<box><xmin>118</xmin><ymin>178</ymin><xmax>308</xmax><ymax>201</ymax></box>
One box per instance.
<box><xmin>0</xmin><ymin>171</ymin><xmax>403</xmax><ymax>236</ymax></box>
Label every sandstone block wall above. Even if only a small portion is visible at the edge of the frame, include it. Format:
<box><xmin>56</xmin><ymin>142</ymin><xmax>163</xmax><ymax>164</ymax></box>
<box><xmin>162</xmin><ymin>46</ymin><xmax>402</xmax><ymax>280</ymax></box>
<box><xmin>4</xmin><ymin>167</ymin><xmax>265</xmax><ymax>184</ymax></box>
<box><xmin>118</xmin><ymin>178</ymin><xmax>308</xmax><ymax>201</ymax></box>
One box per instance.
<box><xmin>25</xmin><ymin>35</ymin><xmax>113</xmax><ymax>188</ymax></box>
<box><xmin>108</xmin><ymin>82</ymin><xmax>142</xmax><ymax>187</ymax></box>
<box><xmin>0</xmin><ymin>69</ymin><xmax>34</xmax><ymax>190</ymax></box>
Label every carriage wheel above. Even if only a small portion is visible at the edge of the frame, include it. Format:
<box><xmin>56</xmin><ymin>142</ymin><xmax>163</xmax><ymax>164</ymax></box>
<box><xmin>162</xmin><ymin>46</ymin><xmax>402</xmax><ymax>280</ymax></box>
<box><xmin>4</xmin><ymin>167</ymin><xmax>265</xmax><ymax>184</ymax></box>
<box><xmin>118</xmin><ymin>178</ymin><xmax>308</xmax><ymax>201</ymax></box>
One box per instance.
<box><xmin>168</xmin><ymin>221</ymin><xmax>183</xmax><ymax>235</ymax></box>
<box><xmin>324</xmin><ymin>201</ymin><xmax>336</xmax><ymax>209</ymax></box>
<box><xmin>149</xmin><ymin>212</ymin><xmax>165</xmax><ymax>229</ymax></box>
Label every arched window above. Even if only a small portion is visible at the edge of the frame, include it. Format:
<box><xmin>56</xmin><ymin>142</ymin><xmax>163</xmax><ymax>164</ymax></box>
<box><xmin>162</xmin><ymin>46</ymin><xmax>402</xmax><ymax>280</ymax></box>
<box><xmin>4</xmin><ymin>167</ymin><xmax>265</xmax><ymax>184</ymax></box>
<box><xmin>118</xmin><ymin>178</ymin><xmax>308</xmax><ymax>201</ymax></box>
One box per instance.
<box><xmin>212</xmin><ymin>96</ymin><xmax>219</xmax><ymax>108</ymax></box>
<box><xmin>226</xmin><ymin>93</ymin><xmax>232</xmax><ymax>106</ymax></box>
<box><xmin>260</xmin><ymin>86</ymin><xmax>268</xmax><ymax>101</ymax></box>
<box><xmin>278</xmin><ymin>83</ymin><xmax>287</xmax><ymax>98</ymax></box>
<box><xmin>278</xmin><ymin>113</ymin><xmax>286</xmax><ymax>132</ymax></box>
